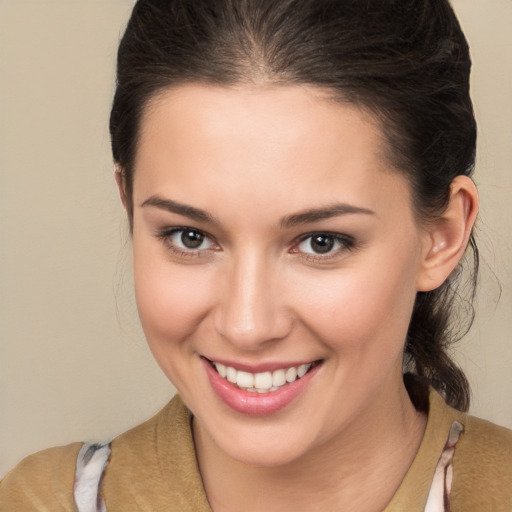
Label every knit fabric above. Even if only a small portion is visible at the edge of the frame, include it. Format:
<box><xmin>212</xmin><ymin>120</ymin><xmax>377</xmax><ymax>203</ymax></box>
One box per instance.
<box><xmin>1</xmin><ymin>390</ymin><xmax>511</xmax><ymax>511</ymax></box>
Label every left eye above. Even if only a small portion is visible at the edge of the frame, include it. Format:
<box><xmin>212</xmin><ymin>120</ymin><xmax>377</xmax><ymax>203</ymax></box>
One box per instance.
<box><xmin>163</xmin><ymin>228</ymin><xmax>216</xmax><ymax>251</ymax></box>
<box><xmin>296</xmin><ymin>233</ymin><xmax>352</xmax><ymax>255</ymax></box>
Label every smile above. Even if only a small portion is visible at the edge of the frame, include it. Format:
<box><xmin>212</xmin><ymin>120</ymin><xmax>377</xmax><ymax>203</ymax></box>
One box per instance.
<box><xmin>210</xmin><ymin>361</ymin><xmax>313</xmax><ymax>393</ymax></box>
<box><xmin>202</xmin><ymin>357</ymin><xmax>322</xmax><ymax>415</ymax></box>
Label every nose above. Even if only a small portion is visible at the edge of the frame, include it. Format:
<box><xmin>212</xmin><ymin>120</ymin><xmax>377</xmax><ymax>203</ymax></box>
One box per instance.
<box><xmin>213</xmin><ymin>251</ymin><xmax>293</xmax><ymax>350</ymax></box>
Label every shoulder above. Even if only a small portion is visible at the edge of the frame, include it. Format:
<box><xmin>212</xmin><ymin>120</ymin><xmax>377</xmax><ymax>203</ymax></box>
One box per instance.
<box><xmin>0</xmin><ymin>396</ymin><xmax>206</xmax><ymax>512</ymax></box>
<box><xmin>453</xmin><ymin>415</ymin><xmax>512</xmax><ymax>511</ymax></box>
<box><xmin>450</xmin><ymin>409</ymin><xmax>512</xmax><ymax>510</ymax></box>
<box><xmin>390</xmin><ymin>388</ymin><xmax>512</xmax><ymax>511</ymax></box>
<box><xmin>452</xmin><ymin>407</ymin><xmax>512</xmax><ymax>472</ymax></box>
<box><xmin>0</xmin><ymin>442</ymin><xmax>82</xmax><ymax>511</ymax></box>
<box><xmin>456</xmin><ymin>411</ymin><xmax>512</xmax><ymax>460</ymax></box>
<box><xmin>101</xmin><ymin>395</ymin><xmax>211</xmax><ymax>511</ymax></box>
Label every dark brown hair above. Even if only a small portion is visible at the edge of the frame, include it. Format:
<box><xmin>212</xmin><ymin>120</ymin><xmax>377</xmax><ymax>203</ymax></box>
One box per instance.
<box><xmin>110</xmin><ymin>0</ymin><xmax>478</xmax><ymax>411</ymax></box>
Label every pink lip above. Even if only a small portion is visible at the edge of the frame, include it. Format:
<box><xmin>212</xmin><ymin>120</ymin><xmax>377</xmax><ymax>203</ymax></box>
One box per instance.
<box><xmin>201</xmin><ymin>357</ymin><xmax>321</xmax><ymax>416</ymax></box>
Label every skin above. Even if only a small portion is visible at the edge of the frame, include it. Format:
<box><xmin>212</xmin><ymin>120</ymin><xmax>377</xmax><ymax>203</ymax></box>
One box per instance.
<box><xmin>120</xmin><ymin>84</ymin><xmax>478</xmax><ymax>511</ymax></box>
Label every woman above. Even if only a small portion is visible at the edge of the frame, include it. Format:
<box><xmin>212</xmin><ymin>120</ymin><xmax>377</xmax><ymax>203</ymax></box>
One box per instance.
<box><xmin>1</xmin><ymin>0</ymin><xmax>511</xmax><ymax>510</ymax></box>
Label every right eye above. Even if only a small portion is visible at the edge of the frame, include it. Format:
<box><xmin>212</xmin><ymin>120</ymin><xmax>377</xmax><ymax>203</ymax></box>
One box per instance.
<box><xmin>156</xmin><ymin>227</ymin><xmax>218</xmax><ymax>255</ymax></box>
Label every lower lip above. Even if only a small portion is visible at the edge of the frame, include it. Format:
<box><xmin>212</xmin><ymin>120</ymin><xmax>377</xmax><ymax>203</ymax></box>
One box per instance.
<box><xmin>202</xmin><ymin>358</ymin><xmax>321</xmax><ymax>416</ymax></box>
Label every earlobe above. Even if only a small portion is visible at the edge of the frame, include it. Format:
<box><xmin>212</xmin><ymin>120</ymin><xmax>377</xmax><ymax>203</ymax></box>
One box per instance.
<box><xmin>416</xmin><ymin>175</ymin><xmax>479</xmax><ymax>292</ymax></box>
<box><xmin>114</xmin><ymin>166</ymin><xmax>128</xmax><ymax>210</ymax></box>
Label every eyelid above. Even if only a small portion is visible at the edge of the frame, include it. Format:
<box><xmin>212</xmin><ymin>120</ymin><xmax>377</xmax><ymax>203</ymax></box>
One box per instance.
<box><xmin>290</xmin><ymin>231</ymin><xmax>356</xmax><ymax>261</ymax></box>
<box><xmin>154</xmin><ymin>227</ymin><xmax>356</xmax><ymax>262</ymax></box>
<box><xmin>291</xmin><ymin>231</ymin><xmax>355</xmax><ymax>247</ymax></box>
<box><xmin>154</xmin><ymin>226</ymin><xmax>220</xmax><ymax>257</ymax></box>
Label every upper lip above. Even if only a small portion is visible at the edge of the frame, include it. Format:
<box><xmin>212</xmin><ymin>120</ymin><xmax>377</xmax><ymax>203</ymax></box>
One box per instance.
<box><xmin>202</xmin><ymin>356</ymin><xmax>320</xmax><ymax>373</ymax></box>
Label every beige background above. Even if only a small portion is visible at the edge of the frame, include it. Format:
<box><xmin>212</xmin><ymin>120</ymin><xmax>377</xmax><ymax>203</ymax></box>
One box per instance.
<box><xmin>0</xmin><ymin>0</ymin><xmax>511</xmax><ymax>477</ymax></box>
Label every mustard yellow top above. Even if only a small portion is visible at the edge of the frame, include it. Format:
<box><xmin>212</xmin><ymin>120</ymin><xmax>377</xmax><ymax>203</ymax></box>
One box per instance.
<box><xmin>1</xmin><ymin>390</ymin><xmax>511</xmax><ymax>511</ymax></box>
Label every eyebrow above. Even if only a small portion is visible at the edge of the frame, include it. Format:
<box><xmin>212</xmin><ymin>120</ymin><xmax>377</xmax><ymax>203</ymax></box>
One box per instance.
<box><xmin>281</xmin><ymin>203</ymin><xmax>375</xmax><ymax>228</ymax></box>
<box><xmin>141</xmin><ymin>195</ymin><xmax>219</xmax><ymax>225</ymax></box>
<box><xmin>141</xmin><ymin>195</ymin><xmax>375</xmax><ymax>228</ymax></box>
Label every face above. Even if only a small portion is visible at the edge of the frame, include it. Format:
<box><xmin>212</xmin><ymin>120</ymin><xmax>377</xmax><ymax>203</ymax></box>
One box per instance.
<box><xmin>130</xmin><ymin>84</ymin><xmax>429</xmax><ymax>467</ymax></box>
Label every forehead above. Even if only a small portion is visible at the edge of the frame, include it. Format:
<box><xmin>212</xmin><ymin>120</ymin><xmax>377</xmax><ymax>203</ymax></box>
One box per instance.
<box><xmin>138</xmin><ymin>84</ymin><xmax>386</xmax><ymax>164</ymax></box>
<box><xmin>133</xmin><ymin>84</ymin><xmax>412</xmax><ymax>221</ymax></box>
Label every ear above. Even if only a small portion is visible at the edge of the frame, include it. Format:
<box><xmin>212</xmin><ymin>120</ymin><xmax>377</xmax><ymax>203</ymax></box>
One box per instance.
<box><xmin>416</xmin><ymin>175</ymin><xmax>479</xmax><ymax>292</ymax></box>
<box><xmin>114</xmin><ymin>166</ymin><xmax>128</xmax><ymax>211</ymax></box>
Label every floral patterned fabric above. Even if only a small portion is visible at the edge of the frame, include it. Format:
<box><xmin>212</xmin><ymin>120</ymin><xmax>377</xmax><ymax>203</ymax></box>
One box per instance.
<box><xmin>74</xmin><ymin>443</ymin><xmax>110</xmax><ymax>512</ymax></box>
<box><xmin>424</xmin><ymin>421</ymin><xmax>463</xmax><ymax>512</ymax></box>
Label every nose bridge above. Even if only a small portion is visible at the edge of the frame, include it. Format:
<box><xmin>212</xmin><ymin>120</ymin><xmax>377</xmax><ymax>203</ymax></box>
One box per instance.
<box><xmin>215</xmin><ymin>248</ymin><xmax>290</xmax><ymax>348</ymax></box>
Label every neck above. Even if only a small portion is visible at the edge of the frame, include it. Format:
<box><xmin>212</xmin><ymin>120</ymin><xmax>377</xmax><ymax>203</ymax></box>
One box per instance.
<box><xmin>194</xmin><ymin>380</ymin><xmax>426</xmax><ymax>512</ymax></box>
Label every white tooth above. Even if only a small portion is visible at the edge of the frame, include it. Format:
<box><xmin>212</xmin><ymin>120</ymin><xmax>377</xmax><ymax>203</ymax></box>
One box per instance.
<box><xmin>272</xmin><ymin>369</ymin><xmax>286</xmax><ymax>387</ymax></box>
<box><xmin>254</xmin><ymin>371</ymin><xmax>272</xmax><ymax>389</ymax></box>
<box><xmin>285</xmin><ymin>366</ymin><xmax>297</xmax><ymax>382</ymax></box>
<box><xmin>270</xmin><ymin>386</ymin><xmax>279</xmax><ymax>391</ymax></box>
<box><xmin>256</xmin><ymin>388</ymin><xmax>269</xmax><ymax>393</ymax></box>
<box><xmin>226</xmin><ymin>366</ymin><xmax>237</xmax><ymax>384</ymax></box>
<box><xmin>297</xmin><ymin>364</ymin><xmax>311</xmax><ymax>378</ymax></box>
<box><xmin>215</xmin><ymin>362</ymin><xmax>227</xmax><ymax>378</ymax></box>
<box><xmin>237</xmin><ymin>371</ymin><xmax>254</xmax><ymax>388</ymax></box>
<box><xmin>247</xmin><ymin>388</ymin><xmax>258</xmax><ymax>393</ymax></box>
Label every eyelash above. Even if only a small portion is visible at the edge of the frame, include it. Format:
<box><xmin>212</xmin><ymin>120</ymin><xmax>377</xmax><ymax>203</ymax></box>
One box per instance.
<box><xmin>291</xmin><ymin>232</ymin><xmax>356</xmax><ymax>262</ymax></box>
<box><xmin>154</xmin><ymin>227</ymin><xmax>356</xmax><ymax>262</ymax></box>
<box><xmin>155</xmin><ymin>227</ymin><xmax>219</xmax><ymax>259</ymax></box>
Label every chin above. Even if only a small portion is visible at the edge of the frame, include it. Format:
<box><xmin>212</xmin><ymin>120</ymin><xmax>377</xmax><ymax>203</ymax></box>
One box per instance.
<box><xmin>222</xmin><ymin>437</ymin><xmax>310</xmax><ymax>468</ymax></box>
<box><xmin>199</xmin><ymin>413</ymin><xmax>319</xmax><ymax>468</ymax></box>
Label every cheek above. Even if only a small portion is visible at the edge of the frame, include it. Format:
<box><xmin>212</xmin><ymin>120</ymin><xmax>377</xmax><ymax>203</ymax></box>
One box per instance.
<box><xmin>132</xmin><ymin>246</ymin><xmax>214</xmax><ymax>348</ymax></box>
<box><xmin>294</xmin><ymin>256</ymin><xmax>418</xmax><ymax>355</ymax></box>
